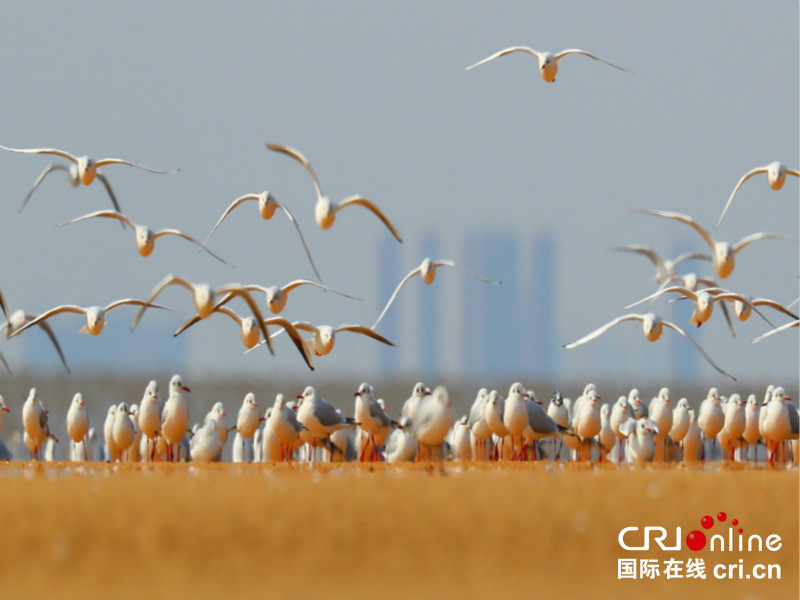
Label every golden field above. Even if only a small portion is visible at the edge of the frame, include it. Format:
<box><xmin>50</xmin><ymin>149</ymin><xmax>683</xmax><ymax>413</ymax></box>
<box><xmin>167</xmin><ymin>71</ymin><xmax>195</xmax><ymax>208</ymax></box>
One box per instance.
<box><xmin>0</xmin><ymin>461</ymin><xmax>796</xmax><ymax>600</ymax></box>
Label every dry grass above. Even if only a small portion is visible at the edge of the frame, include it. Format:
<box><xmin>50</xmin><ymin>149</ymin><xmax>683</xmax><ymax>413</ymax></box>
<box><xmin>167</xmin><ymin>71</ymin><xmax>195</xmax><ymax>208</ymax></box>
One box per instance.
<box><xmin>0</xmin><ymin>461</ymin><xmax>796</xmax><ymax>599</ymax></box>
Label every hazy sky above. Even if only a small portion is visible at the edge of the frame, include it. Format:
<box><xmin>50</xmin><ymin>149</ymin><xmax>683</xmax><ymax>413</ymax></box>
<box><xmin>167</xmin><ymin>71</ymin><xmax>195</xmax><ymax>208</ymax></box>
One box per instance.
<box><xmin>0</xmin><ymin>1</ymin><xmax>797</xmax><ymax>388</ymax></box>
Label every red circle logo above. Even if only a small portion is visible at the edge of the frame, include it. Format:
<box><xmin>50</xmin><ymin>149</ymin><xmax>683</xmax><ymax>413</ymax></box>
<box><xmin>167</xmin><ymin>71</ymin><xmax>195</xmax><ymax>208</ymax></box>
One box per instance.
<box><xmin>686</xmin><ymin>530</ymin><xmax>707</xmax><ymax>551</ymax></box>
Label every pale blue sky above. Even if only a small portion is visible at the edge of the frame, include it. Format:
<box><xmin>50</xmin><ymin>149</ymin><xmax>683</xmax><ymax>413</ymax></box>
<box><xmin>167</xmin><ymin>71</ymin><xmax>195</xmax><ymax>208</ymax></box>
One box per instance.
<box><xmin>0</xmin><ymin>1</ymin><xmax>797</xmax><ymax>387</ymax></box>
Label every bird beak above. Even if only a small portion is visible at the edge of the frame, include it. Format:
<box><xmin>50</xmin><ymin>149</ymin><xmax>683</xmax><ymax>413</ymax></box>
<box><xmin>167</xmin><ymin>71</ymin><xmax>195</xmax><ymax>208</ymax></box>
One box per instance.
<box><xmin>182</xmin><ymin>386</ymin><xmax>191</xmax><ymax>392</ymax></box>
<box><xmin>260</xmin><ymin>417</ymin><xmax>267</xmax><ymax>422</ymax></box>
<box><xmin>253</xmin><ymin>402</ymin><xmax>259</xmax><ymax>408</ymax></box>
<box><xmin>296</xmin><ymin>394</ymin><xmax>303</xmax><ymax>399</ymax></box>
<box><xmin>354</xmin><ymin>392</ymin><xmax>360</xmax><ymax>397</ymax></box>
<box><xmin>154</xmin><ymin>394</ymin><xmax>158</xmax><ymax>400</ymax></box>
<box><xmin>2</xmin><ymin>406</ymin><xmax>8</xmax><ymax>413</ymax></box>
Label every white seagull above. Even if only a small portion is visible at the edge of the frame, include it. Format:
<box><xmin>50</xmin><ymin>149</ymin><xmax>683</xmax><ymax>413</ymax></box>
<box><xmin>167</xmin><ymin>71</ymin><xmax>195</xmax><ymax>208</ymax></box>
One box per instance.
<box><xmin>412</xmin><ymin>385</ymin><xmax>454</xmax><ymax>459</ymax></box>
<box><xmin>204</xmin><ymin>191</ymin><xmax>322</xmax><ymax>283</ymax></box>
<box><xmin>267</xmin><ymin>142</ymin><xmax>402</xmax><ymax>242</ymax></box>
<box><xmin>633</xmin><ymin>207</ymin><xmax>784</xmax><ymax>279</ymax></box>
<box><xmin>0</xmin><ymin>143</ymin><xmax>178</xmax><ymax>186</ymax></box>
<box><xmin>563</xmin><ymin>312</ymin><xmax>735</xmax><ymax>380</ymax></box>
<box><xmin>161</xmin><ymin>374</ymin><xmax>191</xmax><ymax>462</ymax></box>
<box><xmin>138</xmin><ymin>380</ymin><xmax>162</xmax><ymax>461</ymax></box>
<box><xmin>66</xmin><ymin>393</ymin><xmax>90</xmax><ymax>461</ymax></box>
<box><xmin>11</xmin><ymin>298</ymin><xmax>167</xmax><ymax>337</ymax></box>
<box><xmin>716</xmin><ymin>161</ymin><xmax>800</xmax><ymax>232</ymax></box>
<box><xmin>58</xmin><ymin>210</ymin><xmax>230</xmax><ymax>265</ymax></box>
<box><xmin>173</xmin><ymin>305</ymin><xmax>313</xmax><ymax>369</ymax></box>
<box><xmin>465</xmin><ymin>46</ymin><xmax>631</xmax><ymax>82</ymax></box>
<box><xmin>241</xmin><ymin>280</ymin><xmax>361</xmax><ymax>315</ymax></box>
<box><xmin>130</xmin><ymin>275</ymin><xmax>274</xmax><ymax>354</ymax></box>
<box><xmin>267</xmin><ymin>394</ymin><xmax>307</xmax><ymax>462</ymax></box>
<box><xmin>613</xmin><ymin>245</ymin><xmax>710</xmax><ymax>284</ymax></box>
<box><xmin>16</xmin><ymin>162</ymin><xmax>120</xmax><ymax>214</ymax></box>
<box><xmin>259</xmin><ymin>321</ymin><xmax>395</xmax><ymax>358</ymax></box>
<box><xmin>372</xmin><ymin>257</ymin><xmax>501</xmax><ymax>329</ymax></box>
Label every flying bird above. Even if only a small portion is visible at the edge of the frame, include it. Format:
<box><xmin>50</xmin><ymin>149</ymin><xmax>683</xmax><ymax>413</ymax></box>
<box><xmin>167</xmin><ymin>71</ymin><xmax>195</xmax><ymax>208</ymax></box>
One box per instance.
<box><xmin>716</xmin><ymin>161</ymin><xmax>799</xmax><ymax>232</ymax></box>
<box><xmin>240</xmin><ymin>279</ymin><xmax>361</xmax><ymax>315</ymax></box>
<box><xmin>17</xmin><ymin>162</ymin><xmax>121</xmax><ymax>214</ymax></box>
<box><xmin>204</xmin><ymin>191</ymin><xmax>322</xmax><ymax>283</ymax></box>
<box><xmin>173</xmin><ymin>305</ymin><xmax>314</xmax><ymax>370</ymax></box>
<box><xmin>130</xmin><ymin>275</ymin><xmax>275</xmax><ymax>355</ymax></box>
<box><xmin>633</xmin><ymin>207</ymin><xmax>785</xmax><ymax>279</ymax></box>
<box><xmin>465</xmin><ymin>46</ymin><xmax>631</xmax><ymax>82</ymax></box>
<box><xmin>11</xmin><ymin>298</ymin><xmax>168</xmax><ymax>337</ymax></box>
<box><xmin>58</xmin><ymin>210</ymin><xmax>231</xmax><ymax>265</ymax></box>
<box><xmin>563</xmin><ymin>311</ymin><xmax>735</xmax><ymax>380</ymax></box>
<box><xmin>267</xmin><ymin>143</ymin><xmax>402</xmax><ymax>242</ymax></box>
<box><xmin>372</xmin><ymin>257</ymin><xmax>500</xmax><ymax>329</ymax></box>
<box><xmin>0</xmin><ymin>143</ymin><xmax>178</xmax><ymax>185</ymax></box>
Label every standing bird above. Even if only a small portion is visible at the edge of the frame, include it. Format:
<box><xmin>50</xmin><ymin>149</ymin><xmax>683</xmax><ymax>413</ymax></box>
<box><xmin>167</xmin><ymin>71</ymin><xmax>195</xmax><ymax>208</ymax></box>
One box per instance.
<box><xmin>742</xmin><ymin>394</ymin><xmax>761</xmax><ymax>463</ymax></box>
<box><xmin>503</xmin><ymin>382</ymin><xmax>530</xmax><ymax>461</ymax></box>
<box><xmin>267</xmin><ymin>142</ymin><xmax>402</xmax><ymax>242</ymax></box>
<box><xmin>161</xmin><ymin>374</ymin><xmax>191</xmax><ymax>462</ymax></box>
<box><xmin>451</xmin><ymin>416</ymin><xmax>472</xmax><ymax>461</ymax></box>
<box><xmin>610</xmin><ymin>396</ymin><xmax>636</xmax><ymax>463</ymax></box>
<box><xmin>385</xmin><ymin>416</ymin><xmax>416</xmax><ymax>463</ymax></box>
<box><xmin>572</xmin><ymin>387</ymin><xmax>602</xmax><ymax>461</ymax></box>
<box><xmin>127</xmin><ymin>404</ymin><xmax>142</xmax><ymax>462</ymax></box>
<box><xmin>112</xmin><ymin>402</ymin><xmax>135</xmax><ymax>461</ymax></box>
<box><xmin>723</xmin><ymin>394</ymin><xmax>747</xmax><ymax>461</ymax></box>
<box><xmin>716</xmin><ymin>161</ymin><xmax>800</xmax><ymax>231</ymax></box>
<box><xmin>484</xmin><ymin>390</ymin><xmax>510</xmax><ymax>460</ymax></box>
<box><xmin>465</xmin><ymin>46</ymin><xmax>631</xmax><ymax>82</ymax></box>
<box><xmin>669</xmin><ymin>398</ymin><xmax>692</xmax><ymax>459</ymax></box>
<box><xmin>401</xmin><ymin>382</ymin><xmax>431</xmax><ymax>423</ymax></box>
<box><xmin>66</xmin><ymin>393</ymin><xmax>90</xmax><ymax>461</ymax></box>
<box><xmin>23</xmin><ymin>388</ymin><xmax>55</xmax><ymax>460</ymax></box>
<box><xmin>633</xmin><ymin>207</ymin><xmax>784</xmax><ymax>280</ymax></box>
<box><xmin>547</xmin><ymin>390</ymin><xmax>570</xmax><ymax>461</ymax></box>
<box><xmin>597</xmin><ymin>404</ymin><xmax>616</xmax><ymax>462</ymax></box>
<box><xmin>354</xmin><ymin>383</ymin><xmax>395</xmax><ymax>462</ymax></box>
<box><xmin>412</xmin><ymin>385</ymin><xmax>454</xmax><ymax>460</ymax></box>
<box><xmin>762</xmin><ymin>387</ymin><xmax>798</xmax><ymax>464</ymax></box>
<box><xmin>648</xmin><ymin>388</ymin><xmax>672</xmax><ymax>461</ymax></box>
<box><xmin>232</xmin><ymin>393</ymin><xmax>261</xmax><ymax>442</ymax></box>
<box><xmin>697</xmin><ymin>388</ymin><xmax>725</xmax><ymax>461</ymax></box>
<box><xmin>468</xmin><ymin>389</ymin><xmax>493</xmax><ymax>461</ymax></box>
<box><xmin>103</xmin><ymin>405</ymin><xmax>120</xmax><ymax>462</ymax></box>
<box><xmin>372</xmin><ymin>258</ymin><xmax>500</xmax><ymax>329</ymax></box>
<box><xmin>205</xmin><ymin>402</ymin><xmax>229</xmax><ymax>446</ymax></box>
<box><xmin>204</xmin><ymin>191</ymin><xmax>323</xmax><ymax>283</ymax></box>
<box><xmin>296</xmin><ymin>386</ymin><xmax>358</xmax><ymax>461</ymax></box>
<box><xmin>619</xmin><ymin>418</ymin><xmax>660</xmax><ymax>463</ymax></box>
<box><xmin>138</xmin><ymin>381</ymin><xmax>162</xmax><ymax>461</ymax></box>
<box><xmin>683</xmin><ymin>409</ymin><xmax>702</xmax><ymax>463</ymax></box>
<box><xmin>190</xmin><ymin>418</ymin><xmax>224</xmax><ymax>463</ymax></box>
<box><xmin>267</xmin><ymin>394</ymin><xmax>307</xmax><ymax>462</ymax></box>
